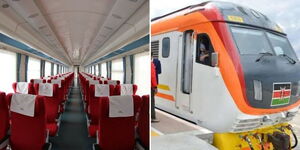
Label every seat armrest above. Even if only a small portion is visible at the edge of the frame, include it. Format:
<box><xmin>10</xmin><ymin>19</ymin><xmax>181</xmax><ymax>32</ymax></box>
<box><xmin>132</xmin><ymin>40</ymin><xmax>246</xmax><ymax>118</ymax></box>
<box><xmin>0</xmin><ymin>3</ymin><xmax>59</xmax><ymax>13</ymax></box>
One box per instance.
<box><xmin>96</xmin><ymin>130</ymin><xmax>99</xmax><ymax>144</ymax></box>
<box><xmin>42</xmin><ymin>142</ymin><xmax>52</xmax><ymax>150</ymax></box>
<box><xmin>0</xmin><ymin>135</ymin><xmax>9</xmax><ymax>149</ymax></box>
<box><xmin>93</xmin><ymin>143</ymin><xmax>100</xmax><ymax>150</ymax></box>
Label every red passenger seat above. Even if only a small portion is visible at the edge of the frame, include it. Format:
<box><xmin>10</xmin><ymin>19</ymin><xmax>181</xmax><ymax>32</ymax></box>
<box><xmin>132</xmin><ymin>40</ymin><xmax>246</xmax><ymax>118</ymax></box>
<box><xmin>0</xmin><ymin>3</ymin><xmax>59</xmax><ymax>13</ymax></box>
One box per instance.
<box><xmin>0</xmin><ymin>92</ymin><xmax>9</xmax><ymax>150</ymax></box>
<box><xmin>34</xmin><ymin>83</ymin><xmax>60</xmax><ymax>136</ymax></box>
<box><xmin>114</xmin><ymin>84</ymin><xmax>137</xmax><ymax>95</ymax></box>
<box><xmin>12</xmin><ymin>82</ymin><xmax>35</xmax><ymax>94</ymax></box>
<box><xmin>30</xmin><ymin>79</ymin><xmax>46</xmax><ymax>84</ymax></box>
<box><xmin>88</xmin><ymin>84</ymin><xmax>114</xmax><ymax>137</ymax></box>
<box><xmin>49</xmin><ymin>79</ymin><xmax>65</xmax><ymax>112</ymax></box>
<box><xmin>95</xmin><ymin>95</ymin><xmax>142</xmax><ymax>150</ymax></box>
<box><xmin>7</xmin><ymin>93</ymin><xmax>51</xmax><ymax>150</ymax></box>
<box><xmin>137</xmin><ymin>95</ymin><xmax>149</xmax><ymax>148</ymax></box>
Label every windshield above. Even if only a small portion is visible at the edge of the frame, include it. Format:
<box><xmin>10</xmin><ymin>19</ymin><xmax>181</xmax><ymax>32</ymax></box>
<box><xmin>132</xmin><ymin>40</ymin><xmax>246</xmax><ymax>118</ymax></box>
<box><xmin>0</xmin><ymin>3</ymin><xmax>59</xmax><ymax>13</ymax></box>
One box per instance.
<box><xmin>230</xmin><ymin>26</ymin><xmax>298</xmax><ymax>60</ymax></box>
<box><xmin>266</xmin><ymin>32</ymin><xmax>298</xmax><ymax>60</ymax></box>
<box><xmin>231</xmin><ymin>27</ymin><xmax>272</xmax><ymax>55</ymax></box>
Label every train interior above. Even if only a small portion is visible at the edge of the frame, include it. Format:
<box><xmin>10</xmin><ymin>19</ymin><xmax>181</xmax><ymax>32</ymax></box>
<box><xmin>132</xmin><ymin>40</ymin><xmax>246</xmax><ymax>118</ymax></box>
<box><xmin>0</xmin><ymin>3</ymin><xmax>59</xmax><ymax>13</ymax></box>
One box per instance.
<box><xmin>0</xmin><ymin>0</ymin><xmax>149</xmax><ymax>150</ymax></box>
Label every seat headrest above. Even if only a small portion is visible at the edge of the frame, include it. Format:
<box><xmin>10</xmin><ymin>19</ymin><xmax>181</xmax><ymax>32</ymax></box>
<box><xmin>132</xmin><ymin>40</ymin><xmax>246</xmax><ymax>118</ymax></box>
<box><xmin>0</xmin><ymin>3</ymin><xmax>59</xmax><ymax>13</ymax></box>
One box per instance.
<box><xmin>95</xmin><ymin>84</ymin><xmax>110</xmax><ymax>97</ymax></box>
<box><xmin>51</xmin><ymin>79</ymin><xmax>61</xmax><ymax>88</ymax></box>
<box><xmin>33</xmin><ymin>79</ymin><xmax>43</xmax><ymax>84</ymax></box>
<box><xmin>121</xmin><ymin>84</ymin><xmax>133</xmax><ymax>95</ymax></box>
<box><xmin>108</xmin><ymin>80</ymin><xmax>118</xmax><ymax>86</ymax></box>
<box><xmin>109</xmin><ymin>95</ymin><xmax>133</xmax><ymax>118</ymax></box>
<box><xmin>89</xmin><ymin>79</ymin><xmax>99</xmax><ymax>85</ymax></box>
<box><xmin>38</xmin><ymin>83</ymin><xmax>53</xmax><ymax>97</ymax></box>
<box><xmin>16</xmin><ymin>82</ymin><xmax>29</xmax><ymax>94</ymax></box>
<box><xmin>10</xmin><ymin>94</ymin><xmax>36</xmax><ymax>117</ymax></box>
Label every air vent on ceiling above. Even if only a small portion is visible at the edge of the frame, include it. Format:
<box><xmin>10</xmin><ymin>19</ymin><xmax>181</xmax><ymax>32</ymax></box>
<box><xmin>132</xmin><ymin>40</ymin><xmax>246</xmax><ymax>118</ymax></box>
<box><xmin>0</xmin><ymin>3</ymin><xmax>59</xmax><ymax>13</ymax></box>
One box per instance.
<box><xmin>28</xmin><ymin>13</ymin><xmax>39</xmax><ymax>18</ymax></box>
<box><xmin>112</xmin><ymin>14</ymin><xmax>122</xmax><ymax>19</ymax></box>
<box><xmin>12</xmin><ymin>0</ymin><xmax>20</xmax><ymax>1</ymax></box>
<box><xmin>2</xmin><ymin>4</ymin><xmax>9</xmax><ymax>8</ymax></box>
<box><xmin>129</xmin><ymin>0</ymin><xmax>138</xmax><ymax>2</ymax></box>
<box><xmin>104</xmin><ymin>26</ymin><xmax>113</xmax><ymax>30</ymax></box>
<box><xmin>38</xmin><ymin>25</ymin><xmax>46</xmax><ymax>30</ymax></box>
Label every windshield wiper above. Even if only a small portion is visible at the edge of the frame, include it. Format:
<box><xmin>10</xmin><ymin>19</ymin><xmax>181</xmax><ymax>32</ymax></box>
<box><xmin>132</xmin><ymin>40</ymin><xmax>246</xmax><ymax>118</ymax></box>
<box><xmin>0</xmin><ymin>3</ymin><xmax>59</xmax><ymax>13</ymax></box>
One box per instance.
<box><xmin>255</xmin><ymin>52</ymin><xmax>273</xmax><ymax>62</ymax></box>
<box><xmin>279</xmin><ymin>54</ymin><xmax>296</xmax><ymax>64</ymax></box>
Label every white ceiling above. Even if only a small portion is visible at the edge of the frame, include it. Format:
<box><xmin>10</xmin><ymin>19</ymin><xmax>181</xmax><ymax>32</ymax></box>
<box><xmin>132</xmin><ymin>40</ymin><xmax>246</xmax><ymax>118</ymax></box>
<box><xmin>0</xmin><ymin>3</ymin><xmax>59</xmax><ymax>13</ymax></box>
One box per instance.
<box><xmin>0</xmin><ymin>0</ymin><xmax>148</xmax><ymax>66</ymax></box>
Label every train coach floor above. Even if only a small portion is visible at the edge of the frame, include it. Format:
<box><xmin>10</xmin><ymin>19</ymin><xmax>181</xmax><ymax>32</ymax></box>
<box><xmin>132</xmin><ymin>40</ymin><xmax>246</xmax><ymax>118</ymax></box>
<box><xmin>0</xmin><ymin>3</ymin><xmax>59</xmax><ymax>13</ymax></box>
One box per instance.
<box><xmin>151</xmin><ymin>109</ymin><xmax>216</xmax><ymax>150</ymax></box>
<box><xmin>152</xmin><ymin>109</ymin><xmax>300</xmax><ymax>150</ymax></box>
<box><xmin>50</xmin><ymin>79</ymin><xmax>95</xmax><ymax>150</ymax></box>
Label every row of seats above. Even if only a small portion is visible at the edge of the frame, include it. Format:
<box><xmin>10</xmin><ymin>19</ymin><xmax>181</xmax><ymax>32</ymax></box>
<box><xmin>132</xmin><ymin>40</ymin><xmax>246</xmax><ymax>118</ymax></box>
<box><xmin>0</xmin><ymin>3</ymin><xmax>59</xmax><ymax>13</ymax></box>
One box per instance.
<box><xmin>79</xmin><ymin>72</ymin><xmax>149</xmax><ymax>150</ymax></box>
<box><xmin>0</xmin><ymin>72</ymin><xmax>74</xmax><ymax>150</ymax></box>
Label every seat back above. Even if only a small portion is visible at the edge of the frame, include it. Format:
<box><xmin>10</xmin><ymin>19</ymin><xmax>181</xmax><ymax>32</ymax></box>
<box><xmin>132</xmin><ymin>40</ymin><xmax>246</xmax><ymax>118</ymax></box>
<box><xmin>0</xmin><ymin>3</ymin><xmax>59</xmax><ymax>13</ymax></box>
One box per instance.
<box><xmin>138</xmin><ymin>95</ymin><xmax>149</xmax><ymax>148</ymax></box>
<box><xmin>30</xmin><ymin>79</ymin><xmax>46</xmax><ymax>84</ymax></box>
<box><xmin>98</xmin><ymin>95</ymin><xmax>141</xmax><ymax>150</ymax></box>
<box><xmin>34</xmin><ymin>83</ymin><xmax>59</xmax><ymax>123</ymax></box>
<box><xmin>89</xmin><ymin>84</ymin><xmax>114</xmax><ymax>124</ymax></box>
<box><xmin>0</xmin><ymin>92</ymin><xmax>9</xmax><ymax>150</ymax></box>
<box><xmin>48</xmin><ymin>79</ymin><xmax>65</xmax><ymax>104</ymax></box>
<box><xmin>12</xmin><ymin>82</ymin><xmax>35</xmax><ymax>94</ymax></box>
<box><xmin>7</xmin><ymin>93</ymin><xmax>46</xmax><ymax>150</ymax></box>
<box><xmin>114</xmin><ymin>84</ymin><xmax>138</xmax><ymax>95</ymax></box>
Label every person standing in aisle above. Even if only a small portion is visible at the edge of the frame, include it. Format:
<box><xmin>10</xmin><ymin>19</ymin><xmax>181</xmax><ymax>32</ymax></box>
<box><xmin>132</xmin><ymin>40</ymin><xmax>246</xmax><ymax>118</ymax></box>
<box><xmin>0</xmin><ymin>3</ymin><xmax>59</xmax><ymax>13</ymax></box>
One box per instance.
<box><xmin>151</xmin><ymin>60</ymin><xmax>159</xmax><ymax>122</ymax></box>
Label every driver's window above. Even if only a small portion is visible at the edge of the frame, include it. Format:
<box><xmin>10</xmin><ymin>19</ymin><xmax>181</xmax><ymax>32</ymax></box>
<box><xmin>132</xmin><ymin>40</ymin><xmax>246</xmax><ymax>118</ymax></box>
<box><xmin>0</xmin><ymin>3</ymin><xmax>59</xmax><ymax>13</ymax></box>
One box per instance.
<box><xmin>196</xmin><ymin>34</ymin><xmax>215</xmax><ymax>66</ymax></box>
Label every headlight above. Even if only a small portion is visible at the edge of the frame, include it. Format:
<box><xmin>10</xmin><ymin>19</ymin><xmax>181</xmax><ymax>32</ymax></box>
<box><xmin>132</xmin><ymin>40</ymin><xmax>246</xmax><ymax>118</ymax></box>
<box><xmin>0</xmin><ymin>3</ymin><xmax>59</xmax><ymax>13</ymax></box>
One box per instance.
<box><xmin>253</xmin><ymin>80</ymin><xmax>262</xmax><ymax>100</ymax></box>
<box><xmin>296</xmin><ymin>81</ymin><xmax>300</xmax><ymax>96</ymax></box>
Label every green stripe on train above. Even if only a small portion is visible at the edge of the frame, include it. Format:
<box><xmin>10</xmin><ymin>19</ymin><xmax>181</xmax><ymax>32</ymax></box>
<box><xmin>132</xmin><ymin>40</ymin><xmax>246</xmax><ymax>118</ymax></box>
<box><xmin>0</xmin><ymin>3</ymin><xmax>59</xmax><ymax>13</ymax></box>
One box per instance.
<box><xmin>271</xmin><ymin>97</ymin><xmax>290</xmax><ymax>106</ymax></box>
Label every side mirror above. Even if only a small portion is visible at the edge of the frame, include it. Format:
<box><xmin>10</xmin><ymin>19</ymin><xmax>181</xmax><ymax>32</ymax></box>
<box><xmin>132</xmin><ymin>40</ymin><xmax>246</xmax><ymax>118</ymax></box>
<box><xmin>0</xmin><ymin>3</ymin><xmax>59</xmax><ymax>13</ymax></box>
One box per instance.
<box><xmin>211</xmin><ymin>52</ymin><xmax>219</xmax><ymax>67</ymax></box>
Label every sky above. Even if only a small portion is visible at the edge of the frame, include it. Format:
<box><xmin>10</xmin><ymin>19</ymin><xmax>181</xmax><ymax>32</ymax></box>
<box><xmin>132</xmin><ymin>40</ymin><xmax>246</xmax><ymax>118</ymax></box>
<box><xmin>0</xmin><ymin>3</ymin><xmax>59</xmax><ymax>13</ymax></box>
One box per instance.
<box><xmin>151</xmin><ymin>0</ymin><xmax>300</xmax><ymax>57</ymax></box>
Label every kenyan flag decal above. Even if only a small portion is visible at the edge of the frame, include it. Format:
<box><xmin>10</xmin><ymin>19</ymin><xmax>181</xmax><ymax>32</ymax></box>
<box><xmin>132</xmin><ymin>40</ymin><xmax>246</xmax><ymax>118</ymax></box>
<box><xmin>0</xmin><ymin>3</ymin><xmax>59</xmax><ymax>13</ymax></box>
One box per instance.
<box><xmin>271</xmin><ymin>83</ymin><xmax>291</xmax><ymax>106</ymax></box>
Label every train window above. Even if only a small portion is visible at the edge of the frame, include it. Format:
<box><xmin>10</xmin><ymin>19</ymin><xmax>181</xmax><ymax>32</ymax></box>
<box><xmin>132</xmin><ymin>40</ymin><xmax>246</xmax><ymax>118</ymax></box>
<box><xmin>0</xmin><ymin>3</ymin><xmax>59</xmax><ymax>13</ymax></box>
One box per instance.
<box><xmin>53</xmin><ymin>64</ymin><xmax>57</xmax><ymax>75</ymax></box>
<box><xmin>95</xmin><ymin>64</ymin><xmax>99</xmax><ymax>76</ymax></box>
<box><xmin>134</xmin><ymin>52</ymin><xmax>150</xmax><ymax>95</ymax></box>
<box><xmin>27</xmin><ymin>57</ymin><xmax>41</xmax><ymax>81</ymax></box>
<box><xmin>266</xmin><ymin>32</ymin><xmax>298</xmax><ymax>60</ymax></box>
<box><xmin>91</xmin><ymin>65</ymin><xmax>95</xmax><ymax>75</ymax></box>
<box><xmin>151</xmin><ymin>40</ymin><xmax>159</xmax><ymax>59</ymax></box>
<box><xmin>231</xmin><ymin>27</ymin><xmax>272</xmax><ymax>55</ymax></box>
<box><xmin>45</xmin><ymin>61</ymin><xmax>51</xmax><ymax>77</ymax></box>
<box><xmin>196</xmin><ymin>34</ymin><xmax>215</xmax><ymax>66</ymax></box>
<box><xmin>182</xmin><ymin>30</ymin><xmax>194</xmax><ymax>94</ymax></box>
<box><xmin>101</xmin><ymin>63</ymin><xmax>107</xmax><ymax>78</ymax></box>
<box><xmin>162</xmin><ymin>37</ymin><xmax>170</xmax><ymax>58</ymax></box>
<box><xmin>111</xmin><ymin>58</ymin><xmax>124</xmax><ymax>83</ymax></box>
<box><xmin>0</xmin><ymin>49</ymin><xmax>16</xmax><ymax>93</ymax></box>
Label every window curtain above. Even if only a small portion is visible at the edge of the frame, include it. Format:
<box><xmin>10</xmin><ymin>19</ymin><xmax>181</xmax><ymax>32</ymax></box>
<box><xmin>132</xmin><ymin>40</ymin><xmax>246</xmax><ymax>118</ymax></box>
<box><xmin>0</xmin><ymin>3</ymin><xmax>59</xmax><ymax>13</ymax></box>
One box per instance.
<box><xmin>56</xmin><ymin>64</ymin><xmax>59</xmax><ymax>75</ymax></box>
<box><xmin>130</xmin><ymin>55</ymin><xmax>134</xmax><ymax>83</ymax></box>
<box><xmin>16</xmin><ymin>53</ymin><xmax>21</xmax><ymax>82</ymax></box>
<box><xmin>107</xmin><ymin>61</ymin><xmax>112</xmax><ymax>79</ymax></box>
<box><xmin>40</xmin><ymin>60</ymin><xmax>45</xmax><ymax>78</ymax></box>
<box><xmin>123</xmin><ymin>57</ymin><xmax>126</xmax><ymax>84</ymax></box>
<box><xmin>24</xmin><ymin>55</ymin><xmax>29</xmax><ymax>82</ymax></box>
<box><xmin>51</xmin><ymin>63</ymin><xmax>54</xmax><ymax>76</ymax></box>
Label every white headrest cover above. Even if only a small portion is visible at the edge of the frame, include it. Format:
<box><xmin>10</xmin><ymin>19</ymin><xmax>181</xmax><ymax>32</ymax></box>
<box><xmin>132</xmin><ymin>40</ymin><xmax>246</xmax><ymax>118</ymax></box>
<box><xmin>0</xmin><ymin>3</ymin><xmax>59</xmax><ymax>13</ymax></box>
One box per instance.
<box><xmin>109</xmin><ymin>95</ymin><xmax>133</xmax><ymax>118</ymax></box>
<box><xmin>95</xmin><ymin>84</ymin><xmax>110</xmax><ymax>97</ymax></box>
<box><xmin>108</xmin><ymin>80</ymin><xmax>118</xmax><ymax>86</ymax></box>
<box><xmin>121</xmin><ymin>84</ymin><xmax>133</xmax><ymax>95</ymax></box>
<box><xmin>51</xmin><ymin>79</ymin><xmax>61</xmax><ymax>88</ymax></box>
<box><xmin>58</xmin><ymin>77</ymin><xmax>65</xmax><ymax>80</ymax></box>
<box><xmin>89</xmin><ymin>79</ymin><xmax>99</xmax><ymax>85</ymax></box>
<box><xmin>10</xmin><ymin>94</ymin><xmax>36</xmax><ymax>117</ymax></box>
<box><xmin>38</xmin><ymin>83</ymin><xmax>53</xmax><ymax>97</ymax></box>
<box><xmin>33</xmin><ymin>79</ymin><xmax>43</xmax><ymax>84</ymax></box>
<box><xmin>101</xmin><ymin>78</ymin><xmax>108</xmax><ymax>81</ymax></box>
<box><xmin>16</xmin><ymin>82</ymin><xmax>29</xmax><ymax>94</ymax></box>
